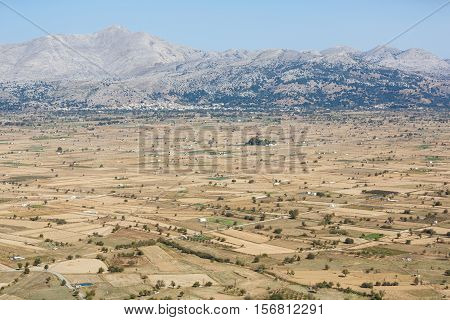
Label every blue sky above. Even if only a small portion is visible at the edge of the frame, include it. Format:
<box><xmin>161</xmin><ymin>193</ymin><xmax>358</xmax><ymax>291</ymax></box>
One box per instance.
<box><xmin>0</xmin><ymin>0</ymin><xmax>449</xmax><ymax>57</ymax></box>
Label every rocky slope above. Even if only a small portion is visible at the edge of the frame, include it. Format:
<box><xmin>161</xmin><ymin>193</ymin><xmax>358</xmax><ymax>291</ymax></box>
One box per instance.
<box><xmin>0</xmin><ymin>26</ymin><xmax>448</xmax><ymax>110</ymax></box>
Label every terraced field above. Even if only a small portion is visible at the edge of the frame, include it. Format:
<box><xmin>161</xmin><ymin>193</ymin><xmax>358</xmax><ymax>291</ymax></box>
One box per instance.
<box><xmin>0</xmin><ymin>110</ymin><xmax>448</xmax><ymax>300</ymax></box>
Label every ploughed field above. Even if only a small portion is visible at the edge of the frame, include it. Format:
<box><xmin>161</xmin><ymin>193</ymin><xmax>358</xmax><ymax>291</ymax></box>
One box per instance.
<box><xmin>0</xmin><ymin>110</ymin><xmax>448</xmax><ymax>300</ymax></box>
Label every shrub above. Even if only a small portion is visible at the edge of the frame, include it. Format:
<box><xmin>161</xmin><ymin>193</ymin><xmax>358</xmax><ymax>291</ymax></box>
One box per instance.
<box><xmin>344</xmin><ymin>238</ymin><xmax>354</xmax><ymax>244</ymax></box>
<box><xmin>289</xmin><ymin>209</ymin><xmax>299</xmax><ymax>219</ymax></box>
<box><xmin>108</xmin><ymin>265</ymin><xmax>124</xmax><ymax>273</ymax></box>
<box><xmin>361</xmin><ymin>282</ymin><xmax>373</xmax><ymax>288</ymax></box>
<box><xmin>273</xmin><ymin>228</ymin><xmax>283</xmax><ymax>234</ymax></box>
<box><xmin>306</xmin><ymin>253</ymin><xmax>315</xmax><ymax>260</ymax></box>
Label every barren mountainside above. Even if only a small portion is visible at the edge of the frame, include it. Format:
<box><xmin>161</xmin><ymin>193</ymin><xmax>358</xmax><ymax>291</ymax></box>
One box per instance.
<box><xmin>0</xmin><ymin>26</ymin><xmax>449</xmax><ymax>110</ymax></box>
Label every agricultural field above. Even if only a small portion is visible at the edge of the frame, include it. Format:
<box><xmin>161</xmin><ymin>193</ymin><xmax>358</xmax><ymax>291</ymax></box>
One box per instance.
<box><xmin>0</xmin><ymin>110</ymin><xmax>448</xmax><ymax>300</ymax></box>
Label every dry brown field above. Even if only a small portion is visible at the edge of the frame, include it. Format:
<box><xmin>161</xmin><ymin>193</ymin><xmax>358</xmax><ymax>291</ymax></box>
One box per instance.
<box><xmin>0</xmin><ymin>110</ymin><xmax>448</xmax><ymax>300</ymax></box>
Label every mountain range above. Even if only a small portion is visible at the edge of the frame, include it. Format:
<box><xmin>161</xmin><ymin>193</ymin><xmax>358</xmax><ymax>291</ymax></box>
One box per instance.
<box><xmin>0</xmin><ymin>26</ymin><xmax>449</xmax><ymax>110</ymax></box>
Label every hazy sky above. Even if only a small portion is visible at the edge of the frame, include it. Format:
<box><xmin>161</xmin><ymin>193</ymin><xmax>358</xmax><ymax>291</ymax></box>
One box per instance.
<box><xmin>0</xmin><ymin>0</ymin><xmax>449</xmax><ymax>57</ymax></box>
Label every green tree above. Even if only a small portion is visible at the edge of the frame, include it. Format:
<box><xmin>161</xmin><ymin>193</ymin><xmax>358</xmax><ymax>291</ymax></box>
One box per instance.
<box><xmin>289</xmin><ymin>209</ymin><xmax>299</xmax><ymax>220</ymax></box>
<box><xmin>306</xmin><ymin>253</ymin><xmax>315</xmax><ymax>260</ymax></box>
<box><xmin>344</xmin><ymin>238</ymin><xmax>354</xmax><ymax>244</ymax></box>
<box><xmin>155</xmin><ymin>280</ymin><xmax>165</xmax><ymax>290</ymax></box>
<box><xmin>33</xmin><ymin>257</ymin><xmax>41</xmax><ymax>266</ymax></box>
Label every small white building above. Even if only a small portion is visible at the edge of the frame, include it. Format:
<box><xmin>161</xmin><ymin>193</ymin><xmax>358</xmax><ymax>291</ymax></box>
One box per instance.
<box><xmin>10</xmin><ymin>256</ymin><xmax>25</xmax><ymax>261</ymax></box>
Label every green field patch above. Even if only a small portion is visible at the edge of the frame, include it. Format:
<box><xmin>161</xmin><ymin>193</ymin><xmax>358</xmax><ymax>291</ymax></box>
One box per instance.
<box><xmin>207</xmin><ymin>176</ymin><xmax>229</xmax><ymax>181</ymax></box>
<box><xmin>206</xmin><ymin>217</ymin><xmax>242</xmax><ymax>226</ymax></box>
<box><xmin>2</xmin><ymin>161</ymin><xmax>31</xmax><ymax>167</ymax></box>
<box><xmin>193</xmin><ymin>203</ymin><xmax>205</xmax><ymax>207</ymax></box>
<box><xmin>185</xmin><ymin>149</ymin><xmax>232</xmax><ymax>156</ymax></box>
<box><xmin>208</xmin><ymin>150</ymin><xmax>231</xmax><ymax>155</ymax></box>
<box><xmin>29</xmin><ymin>145</ymin><xmax>44</xmax><ymax>152</ymax></box>
<box><xmin>6</xmin><ymin>175</ymin><xmax>52</xmax><ymax>183</ymax></box>
<box><xmin>362</xmin><ymin>233</ymin><xmax>384</xmax><ymax>241</ymax></box>
<box><xmin>115</xmin><ymin>184</ymin><xmax>132</xmax><ymax>188</ymax></box>
<box><xmin>346</xmin><ymin>204</ymin><xmax>385</xmax><ymax>211</ymax></box>
<box><xmin>425</xmin><ymin>155</ymin><xmax>444</xmax><ymax>161</ymax></box>
<box><xmin>418</xmin><ymin>144</ymin><xmax>430</xmax><ymax>150</ymax></box>
<box><xmin>29</xmin><ymin>204</ymin><xmax>45</xmax><ymax>209</ymax></box>
<box><xmin>360</xmin><ymin>246</ymin><xmax>406</xmax><ymax>256</ymax></box>
<box><xmin>408</xmin><ymin>168</ymin><xmax>432</xmax><ymax>174</ymax></box>
<box><xmin>189</xmin><ymin>234</ymin><xmax>212</xmax><ymax>241</ymax></box>
<box><xmin>31</xmin><ymin>135</ymin><xmax>69</xmax><ymax>141</ymax></box>
<box><xmin>187</xmin><ymin>149</ymin><xmax>214</xmax><ymax>155</ymax></box>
